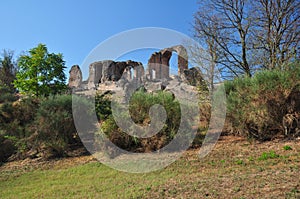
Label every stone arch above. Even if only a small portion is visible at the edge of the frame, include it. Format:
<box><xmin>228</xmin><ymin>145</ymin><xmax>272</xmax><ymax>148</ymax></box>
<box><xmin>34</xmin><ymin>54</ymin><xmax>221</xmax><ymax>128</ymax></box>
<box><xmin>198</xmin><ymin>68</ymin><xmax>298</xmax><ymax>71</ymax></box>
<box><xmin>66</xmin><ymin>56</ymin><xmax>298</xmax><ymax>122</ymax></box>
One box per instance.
<box><xmin>170</xmin><ymin>45</ymin><xmax>188</xmax><ymax>75</ymax></box>
<box><xmin>147</xmin><ymin>45</ymin><xmax>188</xmax><ymax>80</ymax></box>
<box><xmin>125</xmin><ymin>60</ymin><xmax>144</xmax><ymax>83</ymax></box>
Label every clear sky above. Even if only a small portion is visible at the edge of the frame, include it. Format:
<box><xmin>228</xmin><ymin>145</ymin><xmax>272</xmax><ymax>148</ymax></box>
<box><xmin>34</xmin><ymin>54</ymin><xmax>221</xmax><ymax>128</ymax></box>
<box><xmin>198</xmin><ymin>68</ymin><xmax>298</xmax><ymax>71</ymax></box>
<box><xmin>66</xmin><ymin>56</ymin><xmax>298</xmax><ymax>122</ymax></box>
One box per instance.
<box><xmin>0</xmin><ymin>0</ymin><xmax>198</xmax><ymax>77</ymax></box>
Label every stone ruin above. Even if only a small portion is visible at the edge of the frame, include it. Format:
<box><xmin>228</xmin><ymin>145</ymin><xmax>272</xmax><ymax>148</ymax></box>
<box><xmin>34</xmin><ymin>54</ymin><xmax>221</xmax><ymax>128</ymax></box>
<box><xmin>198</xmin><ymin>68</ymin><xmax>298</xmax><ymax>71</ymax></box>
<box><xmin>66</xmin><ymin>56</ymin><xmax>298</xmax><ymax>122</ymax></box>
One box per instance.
<box><xmin>68</xmin><ymin>65</ymin><xmax>82</xmax><ymax>88</ymax></box>
<box><xmin>147</xmin><ymin>45</ymin><xmax>188</xmax><ymax>80</ymax></box>
<box><xmin>86</xmin><ymin>60</ymin><xmax>144</xmax><ymax>89</ymax></box>
<box><xmin>68</xmin><ymin>45</ymin><xmax>205</xmax><ymax>93</ymax></box>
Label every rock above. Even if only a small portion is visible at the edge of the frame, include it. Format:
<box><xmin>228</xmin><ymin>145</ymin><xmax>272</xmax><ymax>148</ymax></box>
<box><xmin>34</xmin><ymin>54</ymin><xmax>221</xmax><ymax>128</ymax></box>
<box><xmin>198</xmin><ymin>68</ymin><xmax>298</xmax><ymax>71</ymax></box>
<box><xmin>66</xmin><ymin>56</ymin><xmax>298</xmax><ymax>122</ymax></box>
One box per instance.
<box><xmin>166</xmin><ymin>78</ymin><xmax>181</xmax><ymax>90</ymax></box>
<box><xmin>144</xmin><ymin>81</ymin><xmax>168</xmax><ymax>93</ymax></box>
<box><xmin>166</xmin><ymin>78</ymin><xmax>199</xmax><ymax>101</ymax></box>
<box><xmin>182</xmin><ymin>67</ymin><xmax>208</xmax><ymax>89</ymax></box>
<box><xmin>68</xmin><ymin>65</ymin><xmax>82</xmax><ymax>88</ymax></box>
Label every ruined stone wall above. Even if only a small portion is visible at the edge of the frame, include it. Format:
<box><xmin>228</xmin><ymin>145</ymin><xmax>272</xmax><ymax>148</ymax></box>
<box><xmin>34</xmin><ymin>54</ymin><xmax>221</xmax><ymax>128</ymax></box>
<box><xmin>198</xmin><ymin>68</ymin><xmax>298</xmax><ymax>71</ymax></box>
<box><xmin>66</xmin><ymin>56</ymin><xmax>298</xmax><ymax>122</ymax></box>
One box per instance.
<box><xmin>68</xmin><ymin>45</ymin><xmax>188</xmax><ymax>89</ymax></box>
<box><xmin>87</xmin><ymin>60</ymin><xmax>143</xmax><ymax>89</ymax></box>
<box><xmin>147</xmin><ymin>45</ymin><xmax>188</xmax><ymax>80</ymax></box>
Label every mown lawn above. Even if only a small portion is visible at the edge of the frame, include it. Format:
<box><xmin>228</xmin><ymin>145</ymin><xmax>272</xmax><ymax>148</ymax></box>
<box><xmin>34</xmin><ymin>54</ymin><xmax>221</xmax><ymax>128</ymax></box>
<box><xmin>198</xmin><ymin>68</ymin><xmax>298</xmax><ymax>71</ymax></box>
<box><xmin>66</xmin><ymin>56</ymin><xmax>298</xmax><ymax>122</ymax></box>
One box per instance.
<box><xmin>0</xmin><ymin>136</ymin><xmax>299</xmax><ymax>198</ymax></box>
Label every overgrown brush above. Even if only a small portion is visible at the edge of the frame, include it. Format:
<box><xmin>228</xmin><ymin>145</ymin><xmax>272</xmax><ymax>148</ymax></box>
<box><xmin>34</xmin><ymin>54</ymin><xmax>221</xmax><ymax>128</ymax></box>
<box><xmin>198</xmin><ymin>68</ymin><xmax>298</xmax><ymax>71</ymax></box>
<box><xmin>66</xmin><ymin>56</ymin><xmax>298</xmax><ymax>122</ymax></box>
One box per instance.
<box><xmin>224</xmin><ymin>61</ymin><xmax>300</xmax><ymax>140</ymax></box>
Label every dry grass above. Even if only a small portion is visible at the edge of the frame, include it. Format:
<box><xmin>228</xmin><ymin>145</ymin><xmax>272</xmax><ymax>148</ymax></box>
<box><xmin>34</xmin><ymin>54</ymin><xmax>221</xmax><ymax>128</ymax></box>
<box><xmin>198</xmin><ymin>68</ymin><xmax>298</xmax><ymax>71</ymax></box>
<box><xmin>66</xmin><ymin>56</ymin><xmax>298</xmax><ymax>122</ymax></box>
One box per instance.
<box><xmin>0</xmin><ymin>136</ymin><xmax>299</xmax><ymax>198</ymax></box>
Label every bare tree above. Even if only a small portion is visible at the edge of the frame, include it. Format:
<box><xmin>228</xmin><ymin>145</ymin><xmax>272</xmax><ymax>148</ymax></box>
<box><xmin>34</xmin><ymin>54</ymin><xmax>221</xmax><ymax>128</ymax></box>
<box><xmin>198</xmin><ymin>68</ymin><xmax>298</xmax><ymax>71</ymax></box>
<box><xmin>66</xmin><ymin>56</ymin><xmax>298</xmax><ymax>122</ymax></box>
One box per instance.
<box><xmin>186</xmin><ymin>20</ymin><xmax>223</xmax><ymax>90</ymax></box>
<box><xmin>252</xmin><ymin>0</ymin><xmax>300</xmax><ymax>69</ymax></box>
<box><xmin>194</xmin><ymin>0</ymin><xmax>253</xmax><ymax>77</ymax></box>
<box><xmin>0</xmin><ymin>50</ymin><xmax>17</xmax><ymax>91</ymax></box>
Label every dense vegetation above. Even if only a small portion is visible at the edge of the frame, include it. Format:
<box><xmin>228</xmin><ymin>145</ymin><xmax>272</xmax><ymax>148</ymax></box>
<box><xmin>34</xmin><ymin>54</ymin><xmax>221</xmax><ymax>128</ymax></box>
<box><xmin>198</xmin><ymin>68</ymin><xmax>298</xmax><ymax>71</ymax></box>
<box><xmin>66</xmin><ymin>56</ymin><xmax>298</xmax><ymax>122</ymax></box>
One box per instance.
<box><xmin>0</xmin><ymin>44</ymin><xmax>77</xmax><ymax>162</ymax></box>
<box><xmin>96</xmin><ymin>89</ymin><xmax>202</xmax><ymax>156</ymax></box>
<box><xmin>224</xmin><ymin>61</ymin><xmax>300</xmax><ymax>141</ymax></box>
<box><xmin>0</xmin><ymin>96</ymin><xmax>84</xmax><ymax>161</ymax></box>
<box><xmin>0</xmin><ymin>49</ymin><xmax>299</xmax><ymax>164</ymax></box>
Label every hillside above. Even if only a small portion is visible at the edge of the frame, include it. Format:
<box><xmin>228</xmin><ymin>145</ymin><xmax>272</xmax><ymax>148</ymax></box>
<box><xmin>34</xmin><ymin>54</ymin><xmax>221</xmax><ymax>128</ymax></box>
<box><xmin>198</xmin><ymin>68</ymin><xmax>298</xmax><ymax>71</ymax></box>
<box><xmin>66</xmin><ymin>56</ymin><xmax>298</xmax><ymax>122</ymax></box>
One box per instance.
<box><xmin>1</xmin><ymin>136</ymin><xmax>299</xmax><ymax>198</ymax></box>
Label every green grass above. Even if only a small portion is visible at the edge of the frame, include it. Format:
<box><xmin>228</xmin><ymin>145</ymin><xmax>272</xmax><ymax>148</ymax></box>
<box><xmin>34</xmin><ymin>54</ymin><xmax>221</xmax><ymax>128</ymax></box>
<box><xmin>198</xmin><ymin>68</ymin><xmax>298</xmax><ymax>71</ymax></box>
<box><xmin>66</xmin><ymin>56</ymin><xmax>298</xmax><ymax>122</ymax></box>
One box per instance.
<box><xmin>0</xmin><ymin>162</ymin><xmax>177</xmax><ymax>198</ymax></box>
<box><xmin>283</xmin><ymin>145</ymin><xmax>293</xmax><ymax>151</ymax></box>
<box><xmin>0</xmin><ymin>137</ymin><xmax>299</xmax><ymax>198</ymax></box>
<box><xmin>258</xmin><ymin>150</ymin><xmax>280</xmax><ymax>161</ymax></box>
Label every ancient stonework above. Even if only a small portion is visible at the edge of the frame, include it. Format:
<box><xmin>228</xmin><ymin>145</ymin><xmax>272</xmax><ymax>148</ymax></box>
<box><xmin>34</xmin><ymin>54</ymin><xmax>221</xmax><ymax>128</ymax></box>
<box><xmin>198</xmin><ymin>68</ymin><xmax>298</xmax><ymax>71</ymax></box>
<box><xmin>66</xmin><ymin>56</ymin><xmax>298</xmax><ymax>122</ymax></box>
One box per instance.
<box><xmin>68</xmin><ymin>65</ymin><xmax>82</xmax><ymax>88</ymax></box>
<box><xmin>182</xmin><ymin>67</ymin><xmax>207</xmax><ymax>88</ymax></box>
<box><xmin>87</xmin><ymin>60</ymin><xmax>143</xmax><ymax>89</ymax></box>
<box><xmin>68</xmin><ymin>45</ymin><xmax>196</xmax><ymax>92</ymax></box>
<box><xmin>147</xmin><ymin>45</ymin><xmax>188</xmax><ymax>80</ymax></box>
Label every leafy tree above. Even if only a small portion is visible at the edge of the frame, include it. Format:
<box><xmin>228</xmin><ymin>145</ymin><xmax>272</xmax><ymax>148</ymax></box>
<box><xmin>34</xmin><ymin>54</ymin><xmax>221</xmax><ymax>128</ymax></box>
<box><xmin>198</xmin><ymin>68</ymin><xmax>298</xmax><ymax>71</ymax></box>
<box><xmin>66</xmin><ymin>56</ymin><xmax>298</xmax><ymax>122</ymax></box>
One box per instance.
<box><xmin>14</xmin><ymin>44</ymin><xmax>67</xmax><ymax>96</ymax></box>
<box><xmin>0</xmin><ymin>50</ymin><xmax>17</xmax><ymax>92</ymax></box>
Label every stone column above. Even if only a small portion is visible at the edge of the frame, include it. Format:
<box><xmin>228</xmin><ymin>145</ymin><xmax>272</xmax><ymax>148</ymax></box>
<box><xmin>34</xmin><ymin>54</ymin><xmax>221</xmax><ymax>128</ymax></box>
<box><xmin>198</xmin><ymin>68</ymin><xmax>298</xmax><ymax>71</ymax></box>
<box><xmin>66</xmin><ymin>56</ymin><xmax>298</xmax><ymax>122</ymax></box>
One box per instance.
<box><xmin>178</xmin><ymin>56</ymin><xmax>188</xmax><ymax>75</ymax></box>
<box><xmin>68</xmin><ymin>65</ymin><xmax>82</xmax><ymax>88</ymax></box>
<box><xmin>161</xmin><ymin>50</ymin><xmax>172</xmax><ymax>79</ymax></box>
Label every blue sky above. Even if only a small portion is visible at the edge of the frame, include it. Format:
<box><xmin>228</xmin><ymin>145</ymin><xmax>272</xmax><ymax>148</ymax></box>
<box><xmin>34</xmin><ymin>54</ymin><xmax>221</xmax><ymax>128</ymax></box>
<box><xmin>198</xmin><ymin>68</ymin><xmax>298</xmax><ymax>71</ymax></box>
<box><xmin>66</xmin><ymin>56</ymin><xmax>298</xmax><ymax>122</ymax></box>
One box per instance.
<box><xmin>0</xmin><ymin>0</ymin><xmax>198</xmax><ymax>77</ymax></box>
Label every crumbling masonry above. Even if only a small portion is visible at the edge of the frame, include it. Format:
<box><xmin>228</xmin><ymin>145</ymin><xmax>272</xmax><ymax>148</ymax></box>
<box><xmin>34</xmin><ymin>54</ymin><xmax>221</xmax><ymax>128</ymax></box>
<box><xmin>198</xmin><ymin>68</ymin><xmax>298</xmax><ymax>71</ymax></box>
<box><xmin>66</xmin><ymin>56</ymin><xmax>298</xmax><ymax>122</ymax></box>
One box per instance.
<box><xmin>68</xmin><ymin>45</ymin><xmax>189</xmax><ymax>89</ymax></box>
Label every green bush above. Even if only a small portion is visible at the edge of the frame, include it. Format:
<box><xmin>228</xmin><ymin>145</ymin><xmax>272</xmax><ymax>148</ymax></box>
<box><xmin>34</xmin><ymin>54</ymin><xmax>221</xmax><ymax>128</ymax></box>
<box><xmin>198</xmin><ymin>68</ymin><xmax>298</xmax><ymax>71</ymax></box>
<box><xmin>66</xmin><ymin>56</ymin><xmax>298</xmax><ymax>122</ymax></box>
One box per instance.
<box><xmin>96</xmin><ymin>90</ymin><xmax>186</xmax><ymax>153</ymax></box>
<box><xmin>0</xmin><ymin>94</ymin><xmax>95</xmax><ymax>160</ymax></box>
<box><xmin>0</xmin><ymin>97</ymin><xmax>38</xmax><ymax>138</ymax></box>
<box><xmin>95</xmin><ymin>92</ymin><xmax>112</xmax><ymax>120</ymax></box>
<box><xmin>0</xmin><ymin>86</ymin><xmax>17</xmax><ymax>103</ymax></box>
<box><xmin>130</xmin><ymin>90</ymin><xmax>182</xmax><ymax>149</ymax></box>
<box><xmin>129</xmin><ymin>90</ymin><xmax>181</xmax><ymax>136</ymax></box>
<box><xmin>0</xmin><ymin>97</ymin><xmax>39</xmax><ymax>159</ymax></box>
<box><xmin>0</xmin><ymin>93</ymin><xmax>16</xmax><ymax>103</ymax></box>
<box><xmin>33</xmin><ymin>95</ymin><xmax>82</xmax><ymax>157</ymax></box>
<box><xmin>224</xmin><ymin>61</ymin><xmax>300</xmax><ymax>140</ymax></box>
<box><xmin>0</xmin><ymin>134</ymin><xmax>16</xmax><ymax>163</ymax></box>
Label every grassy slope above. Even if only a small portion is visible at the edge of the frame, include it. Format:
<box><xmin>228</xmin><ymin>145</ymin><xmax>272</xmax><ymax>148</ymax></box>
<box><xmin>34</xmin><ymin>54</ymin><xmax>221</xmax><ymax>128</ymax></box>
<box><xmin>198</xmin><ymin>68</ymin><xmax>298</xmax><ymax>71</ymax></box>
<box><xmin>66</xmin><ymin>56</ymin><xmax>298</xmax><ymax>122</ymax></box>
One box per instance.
<box><xmin>0</xmin><ymin>136</ymin><xmax>299</xmax><ymax>199</ymax></box>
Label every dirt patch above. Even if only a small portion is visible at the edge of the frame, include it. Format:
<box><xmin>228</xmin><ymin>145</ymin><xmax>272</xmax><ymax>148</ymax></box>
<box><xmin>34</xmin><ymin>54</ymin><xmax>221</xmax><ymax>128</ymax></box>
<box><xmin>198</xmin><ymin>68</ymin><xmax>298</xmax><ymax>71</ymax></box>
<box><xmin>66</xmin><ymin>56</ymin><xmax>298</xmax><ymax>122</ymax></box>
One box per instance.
<box><xmin>0</xmin><ymin>155</ymin><xmax>97</xmax><ymax>176</ymax></box>
<box><xmin>148</xmin><ymin>136</ymin><xmax>300</xmax><ymax>198</ymax></box>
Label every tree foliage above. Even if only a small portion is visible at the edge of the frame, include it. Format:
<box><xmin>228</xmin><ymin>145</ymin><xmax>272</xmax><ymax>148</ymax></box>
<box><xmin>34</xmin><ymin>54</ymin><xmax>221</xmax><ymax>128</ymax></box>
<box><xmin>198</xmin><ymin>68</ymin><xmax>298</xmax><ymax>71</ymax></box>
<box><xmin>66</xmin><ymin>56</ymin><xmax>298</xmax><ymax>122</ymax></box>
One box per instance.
<box><xmin>14</xmin><ymin>44</ymin><xmax>67</xmax><ymax>96</ymax></box>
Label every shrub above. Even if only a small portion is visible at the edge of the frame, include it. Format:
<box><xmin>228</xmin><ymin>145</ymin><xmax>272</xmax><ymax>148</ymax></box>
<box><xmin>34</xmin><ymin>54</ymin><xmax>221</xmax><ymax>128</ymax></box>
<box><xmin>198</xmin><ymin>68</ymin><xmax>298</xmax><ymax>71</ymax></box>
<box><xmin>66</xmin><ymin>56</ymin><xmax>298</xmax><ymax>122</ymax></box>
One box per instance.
<box><xmin>0</xmin><ymin>134</ymin><xmax>16</xmax><ymax>163</ymax></box>
<box><xmin>96</xmin><ymin>90</ymin><xmax>193</xmax><ymax>154</ymax></box>
<box><xmin>0</xmin><ymin>97</ymin><xmax>39</xmax><ymax>159</ymax></box>
<box><xmin>129</xmin><ymin>90</ymin><xmax>181</xmax><ymax>136</ymax></box>
<box><xmin>224</xmin><ymin>61</ymin><xmax>300</xmax><ymax>140</ymax></box>
<box><xmin>95</xmin><ymin>91</ymin><xmax>112</xmax><ymax>121</ymax></box>
<box><xmin>32</xmin><ymin>95</ymin><xmax>82</xmax><ymax>157</ymax></box>
<box><xmin>0</xmin><ymin>94</ymin><xmax>94</xmax><ymax>160</ymax></box>
<box><xmin>0</xmin><ymin>93</ymin><xmax>17</xmax><ymax>103</ymax></box>
<box><xmin>0</xmin><ymin>97</ymin><xmax>38</xmax><ymax>138</ymax></box>
<box><xmin>0</xmin><ymin>86</ymin><xmax>17</xmax><ymax>103</ymax></box>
